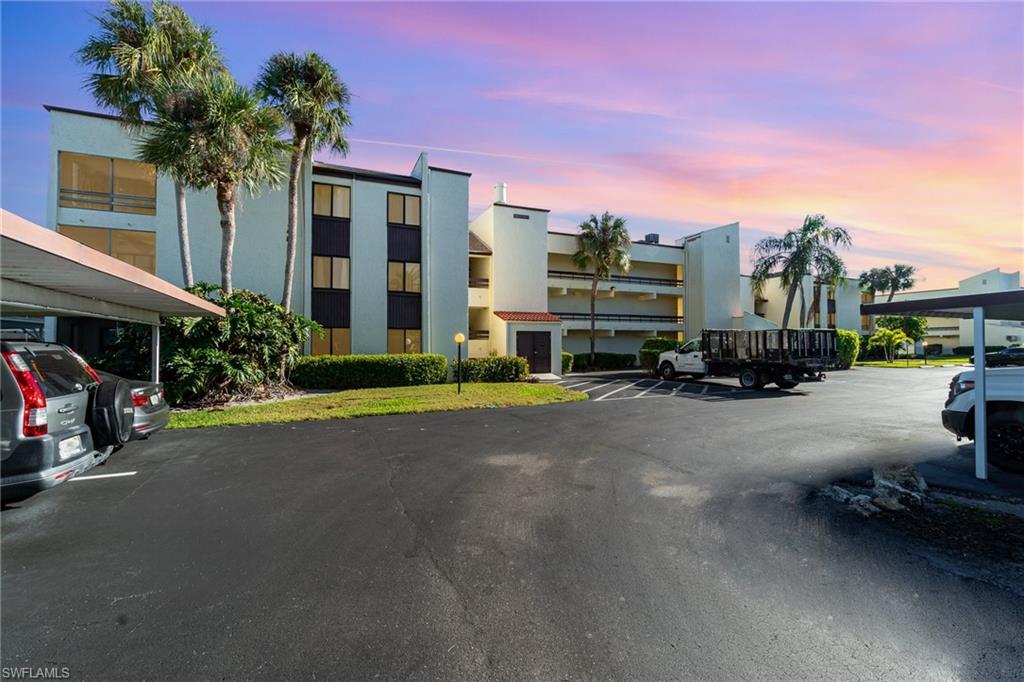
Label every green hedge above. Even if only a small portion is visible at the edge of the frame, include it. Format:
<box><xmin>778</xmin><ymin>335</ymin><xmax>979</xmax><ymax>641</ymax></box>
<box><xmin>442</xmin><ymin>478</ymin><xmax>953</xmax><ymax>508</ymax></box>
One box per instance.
<box><xmin>925</xmin><ymin>344</ymin><xmax>943</xmax><ymax>356</ymax></box>
<box><xmin>453</xmin><ymin>355</ymin><xmax>529</xmax><ymax>382</ymax></box>
<box><xmin>573</xmin><ymin>352</ymin><xmax>637</xmax><ymax>371</ymax></box>
<box><xmin>638</xmin><ymin>337</ymin><xmax>678</xmax><ymax>372</ymax></box>
<box><xmin>953</xmin><ymin>345</ymin><xmax>1006</xmax><ymax>355</ymax></box>
<box><xmin>291</xmin><ymin>354</ymin><xmax>448</xmax><ymax>390</ymax></box>
<box><xmin>561</xmin><ymin>352</ymin><xmax>574</xmax><ymax>374</ymax></box>
<box><xmin>835</xmin><ymin>329</ymin><xmax>861</xmax><ymax>369</ymax></box>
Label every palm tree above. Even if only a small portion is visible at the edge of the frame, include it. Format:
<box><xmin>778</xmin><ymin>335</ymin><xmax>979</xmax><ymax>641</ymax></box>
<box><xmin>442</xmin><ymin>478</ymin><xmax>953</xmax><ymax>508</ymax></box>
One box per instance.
<box><xmin>805</xmin><ymin>249</ymin><xmax>848</xmax><ymax>327</ymax></box>
<box><xmin>749</xmin><ymin>214</ymin><xmax>851</xmax><ymax>328</ymax></box>
<box><xmin>139</xmin><ymin>73</ymin><xmax>288</xmax><ymax>295</ymax></box>
<box><xmin>78</xmin><ymin>0</ymin><xmax>224</xmax><ymax>287</ymax></box>
<box><xmin>858</xmin><ymin>267</ymin><xmax>891</xmax><ymax>302</ymax></box>
<box><xmin>255</xmin><ymin>52</ymin><xmax>352</xmax><ymax>312</ymax></box>
<box><xmin>572</xmin><ymin>212</ymin><xmax>632</xmax><ymax>367</ymax></box>
<box><xmin>884</xmin><ymin>264</ymin><xmax>916</xmax><ymax>301</ymax></box>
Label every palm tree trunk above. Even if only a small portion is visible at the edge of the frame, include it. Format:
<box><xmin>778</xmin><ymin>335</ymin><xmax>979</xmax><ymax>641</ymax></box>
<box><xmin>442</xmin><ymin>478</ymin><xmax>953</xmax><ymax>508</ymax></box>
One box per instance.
<box><xmin>887</xmin><ymin>286</ymin><xmax>896</xmax><ymax>302</ymax></box>
<box><xmin>281</xmin><ymin>136</ymin><xmax>307</xmax><ymax>312</ymax></box>
<box><xmin>175</xmin><ymin>181</ymin><xmax>194</xmax><ymax>287</ymax></box>
<box><xmin>590</xmin><ymin>273</ymin><xmax>599</xmax><ymax>368</ymax></box>
<box><xmin>806</xmin><ymin>282</ymin><xmax>821</xmax><ymax>327</ymax></box>
<box><xmin>781</xmin><ymin>281</ymin><xmax>799</xmax><ymax>328</ymax></box>
<box><xmin>216</xmin><ymin>183</ymin><xmax>236</xmax><ymax>296</ymax></box>
<box><xmin>798</xmin><ymin>285</ymin><xmax>807</xmax><ymax>328</ymax></box>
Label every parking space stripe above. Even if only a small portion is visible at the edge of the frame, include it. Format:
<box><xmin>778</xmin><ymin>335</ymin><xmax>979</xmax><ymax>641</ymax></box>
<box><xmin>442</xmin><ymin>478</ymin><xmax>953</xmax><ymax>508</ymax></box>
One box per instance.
<box><xmin>594</xmin><ymin>380</ymin><xmax>643</xmax><ymax>401</ymax></box>
<box><xmin>72</xmin><ymin>471</ymin><xmax>137</xmax><ymax>481</ymax></box>
<box><xmin>632</xmin><ymin>380</ymin><xmax>665</xmax><ymax>398</ymax></box>
<box><xmin>578</xmin><ymin>381</ymin><xmax>616</xmax><ymax>393</ymax></box>
<box><xmin>563</xmin><ymin>381</ymin><xmax>595</xmax><ymax>389</ymax></box>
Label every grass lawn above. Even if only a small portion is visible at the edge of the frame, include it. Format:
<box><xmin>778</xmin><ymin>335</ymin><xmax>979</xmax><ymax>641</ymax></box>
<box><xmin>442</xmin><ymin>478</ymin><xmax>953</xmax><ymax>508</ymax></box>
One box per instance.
<box><xmin>169</xmin><ymin>382</ymin><xmax>586</xmax><ymax>429</ymax></box>
<box><xmin>856</xmin><ymin>356</ymin><xmax>971</xmax><ymax>368</ymax></box>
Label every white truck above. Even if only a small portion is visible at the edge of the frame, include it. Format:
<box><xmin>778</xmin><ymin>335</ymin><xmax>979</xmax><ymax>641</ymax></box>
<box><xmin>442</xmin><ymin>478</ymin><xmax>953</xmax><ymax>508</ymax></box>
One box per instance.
<box><xmin>658</xmin><ymin>329</ymin><xmax>837</xmax><ymax>390</ymax></box>
<box><xmin>941</xmin><ymin>366</ymin><xmax>1024</xmax><ymax>472</ymax></box>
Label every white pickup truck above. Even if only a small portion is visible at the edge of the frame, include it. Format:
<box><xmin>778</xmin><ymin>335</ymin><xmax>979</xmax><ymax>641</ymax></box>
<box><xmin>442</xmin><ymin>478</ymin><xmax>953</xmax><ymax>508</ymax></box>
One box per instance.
<box><xmin>941</xmin><ymin>366</ymin><xmax>1024</xmax><ymax>472</ymax></box>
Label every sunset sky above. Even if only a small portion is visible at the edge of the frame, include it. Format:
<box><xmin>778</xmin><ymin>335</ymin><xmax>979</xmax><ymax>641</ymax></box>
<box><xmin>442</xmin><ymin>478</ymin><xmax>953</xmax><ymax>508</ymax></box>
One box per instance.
<box><xmin>2</xmin><ymin>1</ymin><xmax>1021</xmax><ymax>289</ymax></box>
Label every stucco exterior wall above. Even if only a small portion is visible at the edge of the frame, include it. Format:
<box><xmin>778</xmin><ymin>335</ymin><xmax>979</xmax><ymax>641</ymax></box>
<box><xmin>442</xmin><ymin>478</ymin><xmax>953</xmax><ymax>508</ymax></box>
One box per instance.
<box><xmin>423</xmin><ymin>166</ymin><xmax>470</xmax><ymax>358</ymax></box>
<box><xmin>49</xmin><ymin>110</ymin><xmax>299</xmax><ymax>310</ymax></box>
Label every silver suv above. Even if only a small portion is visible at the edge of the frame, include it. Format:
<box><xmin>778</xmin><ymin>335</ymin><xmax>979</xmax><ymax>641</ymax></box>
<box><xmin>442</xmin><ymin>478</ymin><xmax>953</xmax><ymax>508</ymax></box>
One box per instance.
<box><xmin>1</xmin><ymin>341</ymin><xmax>134</xmax><ymax>501</ymax></box>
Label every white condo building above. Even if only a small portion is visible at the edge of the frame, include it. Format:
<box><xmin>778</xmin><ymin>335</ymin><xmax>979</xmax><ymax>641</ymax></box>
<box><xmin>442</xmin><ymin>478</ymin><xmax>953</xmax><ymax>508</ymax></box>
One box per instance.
<box><xmin>11</xmin><ymin>105</ymin><xmax>1020</xmax><ymax>369</ymax></box>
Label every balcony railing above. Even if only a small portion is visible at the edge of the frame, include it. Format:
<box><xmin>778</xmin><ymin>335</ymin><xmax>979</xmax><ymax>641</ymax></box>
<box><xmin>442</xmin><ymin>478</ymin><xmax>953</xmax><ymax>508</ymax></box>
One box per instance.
<box><xmin>553</xmin><ymin>312</ymin><xmax>684</xmax><ymax>324</ymax></box>
<box><xmin>468</xmin><ymin>330</ymin><xmax>489</xmax><ymax>340</ymax></box>
<box><xmin>469</xmin><ymin>277</ymin><xmax>490</xmax><ymax>288</ymax></box>
<box><xmin>547</xmin><ymin>269</ymin><xmax>682</xmax><ymax>288</ymax></box>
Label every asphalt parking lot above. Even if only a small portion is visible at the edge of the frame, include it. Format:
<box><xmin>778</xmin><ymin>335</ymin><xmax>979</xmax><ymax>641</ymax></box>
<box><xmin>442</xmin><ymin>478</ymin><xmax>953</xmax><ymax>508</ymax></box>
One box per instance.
<box><xmin>3</xmin><ymin>366</ymin><xmax>1022</xmax><ymax>679</ymax></box>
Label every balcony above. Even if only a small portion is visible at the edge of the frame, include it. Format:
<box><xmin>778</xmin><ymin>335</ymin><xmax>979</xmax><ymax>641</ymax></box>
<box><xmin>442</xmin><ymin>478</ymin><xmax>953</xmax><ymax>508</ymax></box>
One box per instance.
<box><xmin>467</xmin><ymin>330</ymin><xmax>489</xmax><ymax>358</ymax></box>
<box><xmin>468</xmin><ymin>277</ymin><xmax>490</xmax><ymax>308</ymax></box>
<box><xmin>547</xmin><ymin>270</ymin><xmax>682</xmax><ymax>298</ymax></box>
<box><xmin>553</xmin><ymin>311</ymin><xmax>685</xmax><ymax>333</ymax></box>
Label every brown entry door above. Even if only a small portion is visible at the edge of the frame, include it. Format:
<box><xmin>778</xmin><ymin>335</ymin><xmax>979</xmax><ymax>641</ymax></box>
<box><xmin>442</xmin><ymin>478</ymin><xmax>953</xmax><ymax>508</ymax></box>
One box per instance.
<box><xmin>516</xmin><ymin>331</ymin><xmax>551</xmax><ymax>373</ymax></box>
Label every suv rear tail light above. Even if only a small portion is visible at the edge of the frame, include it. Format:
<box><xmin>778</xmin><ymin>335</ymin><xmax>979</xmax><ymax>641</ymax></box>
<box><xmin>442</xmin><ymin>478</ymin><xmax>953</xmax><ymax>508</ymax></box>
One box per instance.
<box><xmin>3</xmin><ymin>351</ymin><xmax>48</xmax><ymax>437</ymax></box>
<box><xmin>131</xmin><ymin>391</ymin><xmax>148</xmax><ymax>407</ymax></box>
<box><xmin>66</xmin><ymin>348</ymin><xmax>102</xmax><ymax>384</ymax></box>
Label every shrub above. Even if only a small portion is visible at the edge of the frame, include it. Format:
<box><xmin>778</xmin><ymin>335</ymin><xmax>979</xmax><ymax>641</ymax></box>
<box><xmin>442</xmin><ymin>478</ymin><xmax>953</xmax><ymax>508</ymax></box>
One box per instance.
<box><xmin>638</xmin><ymin>337</ymin><xmax>678</xmax><ymax>372</ymax></box>
<box><xmin>573</xmin><ymin>352</ymin><xmax>636</xmax><ymax>371</ymax></box>
<box><xmin>835</xmin><ymin>329</ymin><xmax>861</xmax><ymax>368</ymax></box>
<box><xmin>292</xmin><ymin>354</ymin><xmax>448</xmax><ymax>390</ymax></box>
<box><xmin>94</xmin><ymin>285</ymin><xmax>319</xmax><ymax>406</ymax></box>
<box><xmin>561</xmin><ymin>352</ymin><xmax>573</xmax><ymax>374</ymax></box>
<box><xmin>925</xmin><ymin>344</ymin><xmax>943</xmax><ymax>356</ymax></box>
<box><xmin>452</xmin><ymin>355</ymin><xmax>529</xmax><ymax>382</ymax></box>
<box><xmin>953</xmin><ymin>345</ymin><xmax>1006</xmax><ymax>355</ymax></box>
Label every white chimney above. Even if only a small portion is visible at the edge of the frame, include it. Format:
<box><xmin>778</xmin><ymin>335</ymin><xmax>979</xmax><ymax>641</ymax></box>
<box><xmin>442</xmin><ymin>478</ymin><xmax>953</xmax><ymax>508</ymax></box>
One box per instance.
<box><xmin>494</xmin><ymin>182</ymin><xmax>508</xmax><ymax>204</ymax></box>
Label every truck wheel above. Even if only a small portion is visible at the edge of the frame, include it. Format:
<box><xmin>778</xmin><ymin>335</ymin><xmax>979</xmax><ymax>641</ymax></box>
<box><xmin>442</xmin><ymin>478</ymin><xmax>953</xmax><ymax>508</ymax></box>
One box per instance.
<box><xmin>659</xmin><ymin>362</ymin><xmax>676</xmax><ymax>381</ymax></box>
<box><xmin>988</xmin><ymin>411</ymin><xmax>1024</xmax><ymax>473</ymax></box>
<box><xmin>739</xmin><ymin>368</ymin><xmax>762</xmax><ymax>390</ymax></box>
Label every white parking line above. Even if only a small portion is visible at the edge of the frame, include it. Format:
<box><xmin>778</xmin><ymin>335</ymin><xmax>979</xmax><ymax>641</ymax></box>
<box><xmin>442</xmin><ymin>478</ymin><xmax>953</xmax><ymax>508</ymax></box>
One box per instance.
<box><xmin>701</xmin><ymin>385</ymin><xmax>709</xmax><ymax>395</ymax></box>
<box><xmin>72</xmin><ymin>471</ymin><xmax>137</xmax><ymax>481</ymax></box>
<box><xmin>563</xmin><ymin>381</ymin><xmax>595</xmax><ymax>389</ymax></box>
<box><xmin>579</xmin><ymin>381</ymin><xmax>617</xmax><ymax>393</ymax></box>
<box><xmin>594</xmin><ymin>380</ymin><xmax>643</xmax><ymax>401</ymax></box>
<box><xmin>632</xmin><ymin>380</ymin><xmax>665</xmax><ymax>398</ymax></box>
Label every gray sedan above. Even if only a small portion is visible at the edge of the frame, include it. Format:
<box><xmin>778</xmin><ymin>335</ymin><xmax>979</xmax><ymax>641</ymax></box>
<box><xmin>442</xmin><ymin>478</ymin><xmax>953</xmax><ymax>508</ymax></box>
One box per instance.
<box><xmin>95</xmin><ymin>370</ymin><xmax>169</xmax><ymax>440</ymax></box>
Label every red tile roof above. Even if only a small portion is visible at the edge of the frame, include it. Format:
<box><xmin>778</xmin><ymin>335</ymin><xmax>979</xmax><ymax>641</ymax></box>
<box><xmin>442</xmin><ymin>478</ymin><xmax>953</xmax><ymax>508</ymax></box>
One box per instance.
<box><xmin>493</xmin><ymin>311</ymin><xmax>561</xmax><ymax>323</ymax></box>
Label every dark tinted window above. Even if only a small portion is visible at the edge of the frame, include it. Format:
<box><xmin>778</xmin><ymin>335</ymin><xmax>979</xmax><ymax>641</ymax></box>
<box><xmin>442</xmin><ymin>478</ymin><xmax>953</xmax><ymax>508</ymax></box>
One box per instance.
<box><xmin>17</xmin><ymin>347</ymin><xmax>92</xmax><ymax>397</ymax></box>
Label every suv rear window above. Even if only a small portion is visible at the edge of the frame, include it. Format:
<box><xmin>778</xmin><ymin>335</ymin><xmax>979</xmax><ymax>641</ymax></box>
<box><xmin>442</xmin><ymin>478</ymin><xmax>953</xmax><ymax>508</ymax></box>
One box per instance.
<box><xmin>12</xmin><ymin>346</ymin><xmax>93</xmax><ymax>397</ymax></box>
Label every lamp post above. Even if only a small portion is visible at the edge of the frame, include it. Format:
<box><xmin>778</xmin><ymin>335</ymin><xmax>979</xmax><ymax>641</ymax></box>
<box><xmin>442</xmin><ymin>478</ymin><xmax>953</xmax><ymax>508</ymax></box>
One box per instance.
<box><xmin>923</xmin><ymin>340</ymin><xmax>928</xmax><ymax>366</ymax></box>
<box><xmin>454</xmin><ymin>332</ymin><xmax>465</xmax><ymax>394</ymax></box>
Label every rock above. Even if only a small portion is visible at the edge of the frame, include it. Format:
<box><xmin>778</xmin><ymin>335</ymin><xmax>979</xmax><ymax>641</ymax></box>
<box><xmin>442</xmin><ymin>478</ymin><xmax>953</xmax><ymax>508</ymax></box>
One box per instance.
<box><xmin>872</xmin><ymin>465</ymin><xmax>927</xmax><ymax>506</ymax></box>
<box><xmin>849</xmin><ymin>494</ymin><xmax>880</xmax><ymax>516</ymax></box>
<box><xmin>822</xmin><ymin>485</ymin><xmax>854</xmax><ymax>504</ymax></box>
<box><xmin>872</xmin><ymin>495</ymin><xmax>905</xmax><ymax>511</ymax></box>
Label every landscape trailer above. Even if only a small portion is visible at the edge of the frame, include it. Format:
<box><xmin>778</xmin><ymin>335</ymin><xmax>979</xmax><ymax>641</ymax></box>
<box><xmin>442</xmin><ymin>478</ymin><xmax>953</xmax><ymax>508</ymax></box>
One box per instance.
<box><xmin>658</xmin><ymin>328</ymin><xmax>838</xmax><ymax>390</ymax></box>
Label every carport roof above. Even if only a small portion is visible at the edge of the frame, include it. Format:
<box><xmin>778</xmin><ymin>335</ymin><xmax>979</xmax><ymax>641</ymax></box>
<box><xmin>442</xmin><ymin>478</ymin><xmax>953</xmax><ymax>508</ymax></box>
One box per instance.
<box><xmin>1</xmin><ymin>210</ymin><xmax>224</xmax><ymax>324</ymax></box>
<box><xmin>861</xmin><ymin>289</ymin><xmax>1024</xmax><ymax>321</ymax></box>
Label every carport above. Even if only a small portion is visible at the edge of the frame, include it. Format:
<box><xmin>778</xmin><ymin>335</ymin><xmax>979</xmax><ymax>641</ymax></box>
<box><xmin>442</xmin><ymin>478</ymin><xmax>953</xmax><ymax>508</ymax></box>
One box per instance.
<box><xmin>862</xmin><ymin>289</ymin><xmax>1024</xmax><ymax>479</ymax></box>
<box><xmin>1</xmin><ymin>210</ymin><xmax>223</xmax><ymax>381</ymax></box>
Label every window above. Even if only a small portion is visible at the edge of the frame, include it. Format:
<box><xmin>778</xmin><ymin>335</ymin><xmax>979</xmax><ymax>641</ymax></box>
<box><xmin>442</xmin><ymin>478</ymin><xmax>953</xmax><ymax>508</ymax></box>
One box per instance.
<box><xmin>313</xmin><ymin>183</ymin><xmax>350</xmax><ymax>218</ymax></box>
<box><xmin>387</xmin><ymin>261</ymin><xmax>421</xmax><ymax>293</ymax></box>
<box><xmin>312</xmin><ymin>256</ymin><xmax>350</xmax><ymax>289</ymax></box>
<box><xmin>59</xmin><ymin>225</ymin><xmax>156</xmax><ymax>274</ymax></box>
<box><xmin>311</xmin><ymin>328</ymin><xmax>350</xmax><ymax>355</ymax></box>
<box><xmin>680</xmin><ymin>339</ymin><xmax>701</xmax><ymax>353</ymax></box>
<box><xmin>387</xmin><ymin>192</ymin><xmax>420</xmax><ymax>226</ymax></box>
<box><xmin>860</xmin><ymin>292</ymin><xmax>873</xmax><ymax>330</ymax></box>
<box><xmin>388</xmin><ymin>329</ymin><xmax>421</xmax><ymax>354</ymax></box>
<box><xmin>59</xmin><ymin>152</ymin><xmax>156</xmax><ymax>215</ymax></box>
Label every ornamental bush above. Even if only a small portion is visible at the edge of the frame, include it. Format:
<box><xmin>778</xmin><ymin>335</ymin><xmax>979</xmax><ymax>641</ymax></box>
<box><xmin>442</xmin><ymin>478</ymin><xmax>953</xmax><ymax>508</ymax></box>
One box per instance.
<box><xmin>638</xmin><ymin>337</ymin><xmax>679</xmax><ymax>372</ymax></box>
<box><xmin>93</xmin><ymin>285</ymin><xmax>319</xmax><ymax>406</ymax></box>
<box><xmin>835</xmin><ymin>329</ymin><xmax>861</xmax><ymax>369</ymax></box>
<box><xmin>953</xmin><ymin>345</ymin><xmax>1006</xmax><ymax>355</ymax></box>
<box><xmin>561</xmin><ymin>352</ymin><xmax>574</xmax><ymax>374</ymax></box>
<box><xmin>291</xmin><ymin>353</ymin><xmax>448</xmax><ymax>390</ymax></box>
<box><xmin>573</xmin><ymin>352</ymin><xmax>637</xmax><ymax>371</ymax></box>
<box><xmin>452</xmin><ymin>355</ymin><xmax>529</xmax><ymax>382</ymax></box>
